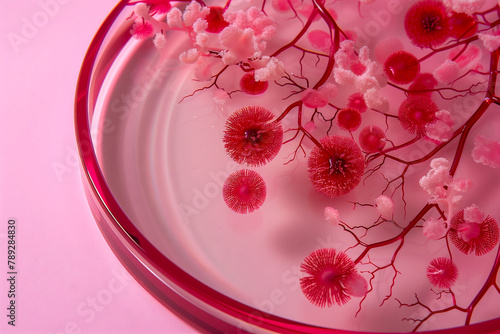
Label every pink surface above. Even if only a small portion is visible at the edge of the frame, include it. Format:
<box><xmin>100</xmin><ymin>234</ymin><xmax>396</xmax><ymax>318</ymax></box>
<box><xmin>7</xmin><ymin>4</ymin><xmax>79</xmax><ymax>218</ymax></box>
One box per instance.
<box><xmin>0</xmin><ymin>1</ymin><xmax>198</xmax><ymax>333</ymax></box>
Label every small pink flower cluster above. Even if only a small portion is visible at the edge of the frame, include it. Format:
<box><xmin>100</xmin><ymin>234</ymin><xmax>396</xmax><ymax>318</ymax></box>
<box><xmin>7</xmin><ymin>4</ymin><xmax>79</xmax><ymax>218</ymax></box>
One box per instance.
<box><xmin>420</xmin><ymin>158</ymin><xmax>477</xmax><ymax>241</ymax></box>
<box><xmin>423</xmin><ymin>216</ymin><xmax>448</xmax><ymax>240</ymax></box>
<box><xmin>251</xmin><ymin>56</ymin><xmax>286</xmax><ymax>82</ymax></box>
<box><xmin>472</xmin><ymin>135</ymin><xmax>500</xmax><ymax>168</ymax></box>
<box><xmin>419</xmin><ymin>158</ymin><xmax>472</xmax><ymax>204</ymax></box>
<box><xmin>131</xmin><ymin>2</ymin><xmax>280</xmax><ymax>71</ymax></box>
<box><xmin>442</xmin><ymin>0</ymin><xmax>486</xmax><ymax>15</ymax></box>
<box><xmin>478</xmin><ymin>30</ymin><xmax>500</xmax><ymax>52</ymax></box>
<box><xmin>218</xmin><ymin>6</ymin><xmax>276</xmax><ymax>64</ymax></box>
<box><xmin>463</xmin><ymin>204</ymin><xmax>484</xmax><ymax>224</ymax></box>
<box><xmin>333</xmin><ymin>41</ymin><xmax>387</xmax><ymax>111</ymax></box>
<box><xmin>324</xmin><ymin>206</ymin><xmax>341</xmax><ymax>225</ymax></box>
<box><xmin>425</xmin><ymin>109</ymin><xmax>454</xmax><ymax>143</ymax></box>
<box><xmin>131</xmin><ymin>1</ymin><xmax>210</xmax><ymax>52</ymax></box>
<box><xmin>434</xmin><ymin>45</ymin><xmax>483</xmax><ymax>84</ymax></box>
<box><xmin>130</xmin><ymin>3</ymin><xmax>169</xmax><ymax>47</ymax></box>
<box><xmin>374</xmin><ymin>195</ymin><xmax>395</xmax><ymax>220</ymax></box>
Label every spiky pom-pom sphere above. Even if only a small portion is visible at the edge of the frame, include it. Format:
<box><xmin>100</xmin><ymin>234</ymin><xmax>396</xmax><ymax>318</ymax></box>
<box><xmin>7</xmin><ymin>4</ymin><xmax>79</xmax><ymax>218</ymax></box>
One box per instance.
<box><xmin>426</xmin><ymin>257</ymin><xmax>458</xmax><ymax>289</ymax></box>
<box><xmin>300</xmin><ymin>248</ymin><xmax>357</xmax><ymax>307</ymax></box>
<box><xmin>240</xmin><ymin>71</ymin><xmax>269</xmax><ymax>95</ymax></box>
<box><xmin>149</xmin><ymin>2</ymin><xmax>171</xmax><ymax>14</ymax></box>
<box><xmin>359</xmin><ymin>126</ymin><xmax>386</xmax><ymax>153</ymax></box>
<box><xmin>448</xmin><ymin>210</ymin><xmax>500</xmax><ymax>256</ymax></box>
<box><xmin>223</xmin><ymin>106</ymin><xmax>283</xmax><ymax>166</ymax></box>
<box><xmin>347</xmin><ymin>92</ymin><xmax>368</xmax><ymax>113</ymax></box>
<box><xmin>449</xmin><ymin>12</ymin><xmax>477</xmax><ymax>39</ymax></box>
<box><xmin>384</xmin><ymin>50</ymin><xmax>420</xmax><ymax>84</ymax></box>
<box><xmin>206</xmin><ymin>6</ymin><xmax>229</xmax><ymax>33</ymax></box>
<box><xmin>337</xmin><ymin>108</ymin><xmax>362</xmax><ymax>131</ymax></box>
<box><xmin>398</xmin><ymin>96</ymin><xmax>439</xmax><ymax>136</ymax></box>
<box><xmin>405</xmin><ymin>0</ymin><xmax>450</xmax><ymax>48</ymax></box>
<box><xmin>223</xmin><ymin>169</ymin><xmax>266</xmax><ymax>214</ymax></box>
<box><xmin>130</xmin><ymin>20</ymin><xmax>154</xmax><ymax>39</ymax></box>
<box><xmin>307</xmin><ymin>136</ymin><xmax>365</xmax><ymax>197</ymax></box>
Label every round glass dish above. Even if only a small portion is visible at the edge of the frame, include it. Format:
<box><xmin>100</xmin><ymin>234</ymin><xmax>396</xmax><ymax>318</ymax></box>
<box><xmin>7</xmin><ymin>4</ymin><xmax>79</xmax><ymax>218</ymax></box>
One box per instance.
<box><xmin>75</xmin><ymin>0</ymin><xmax>500</xmax><ymax>333</ymax></box>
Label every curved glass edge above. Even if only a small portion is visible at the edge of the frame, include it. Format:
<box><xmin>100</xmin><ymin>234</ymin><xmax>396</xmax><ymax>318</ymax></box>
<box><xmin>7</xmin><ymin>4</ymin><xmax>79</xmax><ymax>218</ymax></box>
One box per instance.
<box><xmin>74</xmin><ymin>2</ymin><xmax>311</xmax><ymax>333</ymax></box>
<box><xmin>73</xmin><ymin>1</ymin><xmax>500</xmax><ymax>333</ymax></box>
<box><xmin>80</xmin><ymin>173</ymin><xmax>243</xmax><ymax>334</ymax></box>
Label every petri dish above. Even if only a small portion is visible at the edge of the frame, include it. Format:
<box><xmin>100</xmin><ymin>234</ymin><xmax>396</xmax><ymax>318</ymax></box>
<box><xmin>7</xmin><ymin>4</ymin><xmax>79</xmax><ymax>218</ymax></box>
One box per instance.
<box><xmin>75</xmin><ymin>0</ymin><xmax>500</xmax><ymax>332</ymax></box>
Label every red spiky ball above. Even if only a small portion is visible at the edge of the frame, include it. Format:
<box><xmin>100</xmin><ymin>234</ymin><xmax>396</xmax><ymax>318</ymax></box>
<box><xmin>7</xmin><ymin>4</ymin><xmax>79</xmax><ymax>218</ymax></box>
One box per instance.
<box><xmin>448</xmin><ymin>210</ymin><xmax>500</xmax><ymax>256</ymax></box>
<box><xmin>300</xmin><ymin>248</ymin><xmax>357</xmax><ymax>307</ymax></box>
<box><xmin>347</xmin><ymin>92</ymin><xmax>368</xmax><ymax>113</ymax></box>
<box><xmin>359</xmin><ymin>126</ymin><xmax>386</xmax><ymax>153</ymax></box>
<box><xmin>307</xmin><ymin>136</ymin><xmax>365</xmax><ymax>197</ymax></box>
<box><xmin>384</xmin><ymin>50</ymin><xmax>420</xmax><ymax>84</ymax></box>
<box><xmin>337</xmin><ymin>108</ymin><xmax>362</xmax><ymax>132</ymax></box>
<box><xmin>240</xmin><ymin>71</ymin><xmax>269</xmax><ymax>95</ymax></box>
<box><xmin>398</xmin><ymin>96</ymin><xmax>439</xmax><ymax>136</ymax></box>
<box><xmin>426</xmin><ymin>257</ymin><xmax>458</xmax><ymax>289</ymax></box>
<box><xmin>223</xmin><ymin>106</ymin><xmax>283</xmax><ymax>167</ymax></box>
<box><xmin>405</xmin><ymin>0</ymin><xmax>450</xmax><ymax>48</ymax></box>
<box><xmin>130</xmin><ymin>20</ymin><xmax>154</xmax><ymax>39</ymax></box>
<box><xmin>449</xmin><ymin>12</ymin><xmax>477</xmax><ymax>39</ymax></box>
<box><xmin>223</xmin><ymin>169</ymin><xmax>266</xmax><ymax>214</ymax></box>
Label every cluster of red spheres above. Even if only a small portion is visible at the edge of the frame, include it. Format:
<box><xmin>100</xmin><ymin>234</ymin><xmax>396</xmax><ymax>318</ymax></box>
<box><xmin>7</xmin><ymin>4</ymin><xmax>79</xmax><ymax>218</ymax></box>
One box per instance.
<box><xmin>222</xmin><ymin>106</ymin><xmax>283</xmax><ymax>213</ymax></box>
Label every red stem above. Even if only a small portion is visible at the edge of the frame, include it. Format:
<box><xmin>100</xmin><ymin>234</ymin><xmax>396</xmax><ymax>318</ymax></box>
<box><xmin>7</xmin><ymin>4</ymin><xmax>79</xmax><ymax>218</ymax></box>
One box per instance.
<box><xmin>354</xmin><ymin>204</ymin><xmax>433</xmax><ymax>264</ymax></box>
<box><xmin>271</xmin><ymin>8</ymin><xmax>318</xmax><ymax>58</ymax></box>
<box><xmin>465</xmin><ymin>243</ymin><xmax>500</xmax><ymax>324</ymax></box>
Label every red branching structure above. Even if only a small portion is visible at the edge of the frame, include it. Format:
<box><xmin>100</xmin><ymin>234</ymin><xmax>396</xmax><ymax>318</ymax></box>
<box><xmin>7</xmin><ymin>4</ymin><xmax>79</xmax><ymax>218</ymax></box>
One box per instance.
<box><xmin>128</xmin><ymin>0</ymin><xmax>500</xmax><ymax>331</ymax></box>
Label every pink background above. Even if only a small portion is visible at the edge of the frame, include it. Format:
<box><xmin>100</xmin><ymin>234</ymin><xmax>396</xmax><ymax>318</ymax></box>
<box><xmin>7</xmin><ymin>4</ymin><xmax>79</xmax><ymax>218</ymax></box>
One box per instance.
<box><xmin>0</xmin><ymin>1</ymin><xmax>198</xmax><ymax>333</ymax></box>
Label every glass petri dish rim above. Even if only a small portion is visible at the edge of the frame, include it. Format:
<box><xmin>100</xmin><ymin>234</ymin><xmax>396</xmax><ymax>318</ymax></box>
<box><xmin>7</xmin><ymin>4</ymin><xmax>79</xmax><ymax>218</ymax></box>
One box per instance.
<box><xmin>74</xmin><ymin>1</ymin><xmax>500</xmax><ymax>333</ymax></box>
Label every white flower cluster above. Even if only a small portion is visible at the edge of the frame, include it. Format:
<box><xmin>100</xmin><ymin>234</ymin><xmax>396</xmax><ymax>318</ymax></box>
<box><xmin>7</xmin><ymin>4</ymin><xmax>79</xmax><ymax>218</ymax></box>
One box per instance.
<box><xmin>420</xmin><ymin>158</ymin><xmax>475</xmax><ymax>240</ymax></box>
<box><xmin>442</xmin><ymin>0</ymin><xmax>486</xmax><ymax>15</ymax></box>
<box><xmin>333</xmin><ymin>40</ymin><xmax>388</xmax><ymax>111</ymax></box>
<box><xmin>419</xmin><ymin>158</ymin><xmax>472</xmax><ymax>204</ymax></box>
<box><xmin>219</xmin><ymin>6</ymin><xmax>276</xmax><ymax>65</ymax></box>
